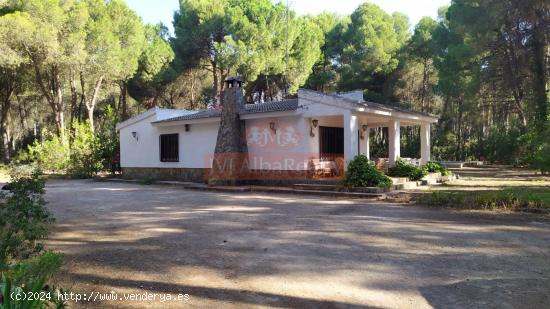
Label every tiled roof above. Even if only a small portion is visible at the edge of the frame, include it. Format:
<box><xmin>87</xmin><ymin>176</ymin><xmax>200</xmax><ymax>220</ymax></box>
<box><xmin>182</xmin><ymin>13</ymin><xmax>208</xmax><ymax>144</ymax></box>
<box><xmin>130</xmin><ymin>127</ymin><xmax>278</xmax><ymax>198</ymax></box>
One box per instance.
<box><xmin>153</xmin><ymin>99</ymin><xmax>299</xmax><ymax>123</ymax></box>
<box><xmin>242</xmin><ymin>99</ymin><xmax>299</xmax><ymax>114</ymax></box>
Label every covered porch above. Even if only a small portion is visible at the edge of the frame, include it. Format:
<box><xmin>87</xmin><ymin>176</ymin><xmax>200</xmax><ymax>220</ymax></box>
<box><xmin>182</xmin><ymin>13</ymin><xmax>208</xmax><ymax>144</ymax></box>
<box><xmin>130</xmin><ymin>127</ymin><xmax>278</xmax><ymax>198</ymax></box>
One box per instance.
<box><xmin>308</xmin><ymin>109</ymin><xmax>437</xmax><ymax>176</ymax></box>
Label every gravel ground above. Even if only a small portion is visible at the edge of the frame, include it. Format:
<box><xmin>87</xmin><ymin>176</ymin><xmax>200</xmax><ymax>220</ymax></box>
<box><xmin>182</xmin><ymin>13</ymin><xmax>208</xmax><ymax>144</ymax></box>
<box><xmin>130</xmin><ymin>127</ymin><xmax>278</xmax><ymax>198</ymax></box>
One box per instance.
<box><xmin>44</xmin><ymin>179</ymin><xmax>550</xmax><ymax>308</ymax></box>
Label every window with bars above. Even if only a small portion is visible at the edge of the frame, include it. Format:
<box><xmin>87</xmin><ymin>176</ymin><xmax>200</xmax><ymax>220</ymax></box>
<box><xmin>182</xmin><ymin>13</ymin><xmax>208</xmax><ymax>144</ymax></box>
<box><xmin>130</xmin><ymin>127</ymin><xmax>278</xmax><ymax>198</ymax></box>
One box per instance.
<box><xmin>159</xmin><ymin>134</ymin><xmax>179</xmax><ymax>162</ymax></box>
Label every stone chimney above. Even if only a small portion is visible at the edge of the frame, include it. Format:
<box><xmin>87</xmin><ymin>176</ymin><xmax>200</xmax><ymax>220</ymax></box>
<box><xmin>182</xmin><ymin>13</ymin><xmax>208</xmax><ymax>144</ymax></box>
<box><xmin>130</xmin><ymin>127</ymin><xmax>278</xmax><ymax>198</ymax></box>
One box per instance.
<box><xmin>209</xmin><ymin>77</ymin><xmax>249</xmax><ymax>186</ymax></box>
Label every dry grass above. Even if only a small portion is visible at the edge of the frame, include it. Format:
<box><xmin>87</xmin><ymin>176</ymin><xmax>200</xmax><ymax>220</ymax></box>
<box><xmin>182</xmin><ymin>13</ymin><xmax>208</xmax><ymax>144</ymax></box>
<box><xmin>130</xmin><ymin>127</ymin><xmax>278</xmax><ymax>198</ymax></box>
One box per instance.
<box><xmin>417</xmin><ymin>166</ymin><xmax>550</xmax><ymax>213</ymax></box>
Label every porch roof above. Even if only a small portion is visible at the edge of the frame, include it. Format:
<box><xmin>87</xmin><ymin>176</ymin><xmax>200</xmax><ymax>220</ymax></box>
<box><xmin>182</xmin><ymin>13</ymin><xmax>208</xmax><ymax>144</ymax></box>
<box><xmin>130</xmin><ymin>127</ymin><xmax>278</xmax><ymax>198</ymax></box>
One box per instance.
<box><xmin>299</xmin><ymin>89</ymin><xmax>439</xmax><ymax>123</ymax></box>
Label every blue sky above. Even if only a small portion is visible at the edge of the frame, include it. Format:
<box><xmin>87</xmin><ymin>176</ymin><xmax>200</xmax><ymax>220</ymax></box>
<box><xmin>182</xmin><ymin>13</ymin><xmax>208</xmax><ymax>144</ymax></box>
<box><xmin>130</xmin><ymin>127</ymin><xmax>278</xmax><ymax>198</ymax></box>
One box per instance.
<box><xmin>126</xmin><ymin>0</ymin><xmax>450</xmax><ymax>34</ymax></box>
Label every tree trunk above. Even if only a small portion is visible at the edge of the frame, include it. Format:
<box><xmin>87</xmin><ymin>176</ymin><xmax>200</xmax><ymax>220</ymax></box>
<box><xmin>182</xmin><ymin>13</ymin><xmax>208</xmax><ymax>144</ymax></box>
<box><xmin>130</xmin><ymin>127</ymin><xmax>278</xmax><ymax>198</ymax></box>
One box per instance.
<box><xmin>211</xmin><ymin>60</ymin><xmax>219</xmax><ymax>107</ymax></box>
<box><xmin>69</xmin><ymin>71</ymin><xmax>78</xmax><ymax>129</ymax></box>
<box><xmin>0</xmin><ymin>69</ymin><xmax>15</xmax><ymax>162</ymax></box>
<box><xmin>53</xmin><ymin>66</ymin><xmax>66</xmax><ymax>143</ymax></box>
<box><xmin>420</xmin><ymin>58</ymin><xmax>429</xmax><ymax>112</ymax></box>
<box><xmin>1</xmin><ymin>106</ymin><xmax>10</xmax><ymax>163</ymax></box>
<box><xmin>120</xmin><ymin>81</ymin><xmax>129</xmax><ymax>120</ymax></box>
<box><xmin>86</xmin><ymin>75</ymin><xmax>104</xmax><ymax>132</ymax></box>
<box><xmin>79</xmin><ymin>72</ymin><xmax>86</xmax><ymax>122</ymax></box>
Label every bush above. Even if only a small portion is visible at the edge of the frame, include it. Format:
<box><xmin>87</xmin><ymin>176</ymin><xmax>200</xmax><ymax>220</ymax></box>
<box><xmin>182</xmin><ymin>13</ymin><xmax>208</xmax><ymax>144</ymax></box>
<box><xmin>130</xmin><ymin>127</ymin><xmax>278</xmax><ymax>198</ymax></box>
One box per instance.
<box><xmin>24</xmin><ymin>122</ymin><xmax>104</xmax><ymax>178</ymax></box>
<box><xmin>1</xmin><ymin>251</ymin><xmax>67</xmax><ymax>309</ymax></box>
<box><xmin>68</xmin><ymin>122</ymin><xmax>103</xmax><ymax>178</ymax></box>
<box><xmin>387</xmin><ymin>158</ymin><xmax>428</xmax><ymax>181</ymax></box>
<box><xmin>0</xmin><ymin>166</ymin><xmax>53</xmax><ymax>268</ymax></box>
<box><xmin>531</xmin><ymin>122</ymin><xmax>550</xmax><ymax>174</ymax></box>
<box><xmin>26</xmin><ymin>132</ymin><xmax>70</xmax><ymax>173</ymax></box>
<box><xmin>0</xmin><ymin>166</ymin><xmax>66</xmax><ymax>308</ymax></box>
<box><xmin>343</xmin><ymin>155</ymin><xmax>393</xmax><ymax>188</ymax></box>
<box><xmin>425</xmin><ymin>161</ymin><xmax>452</xmax><ymax>176</ymax></box>
<box><xmin>97</xmin><ymin>106</ymin><xmax>120</xmax><ymax>175</ymax></box>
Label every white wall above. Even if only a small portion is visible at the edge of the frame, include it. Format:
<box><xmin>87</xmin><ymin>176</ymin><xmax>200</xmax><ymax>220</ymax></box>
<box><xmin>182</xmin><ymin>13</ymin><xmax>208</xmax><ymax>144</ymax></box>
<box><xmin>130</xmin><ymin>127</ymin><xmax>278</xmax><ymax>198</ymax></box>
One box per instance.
<box><xmin>120</xmin><ymin>97</ymin><xmax>352</xmax><ymax>171</ymax></box>
<box><xmin>245</xmin><ymin>116</ymin><xmax>310</xmax><ymax>170</ymax></box>
<box><xmin>120</xmin><ymin>115</ymin><xmax>219</xmax><ymax>168</ymax></box>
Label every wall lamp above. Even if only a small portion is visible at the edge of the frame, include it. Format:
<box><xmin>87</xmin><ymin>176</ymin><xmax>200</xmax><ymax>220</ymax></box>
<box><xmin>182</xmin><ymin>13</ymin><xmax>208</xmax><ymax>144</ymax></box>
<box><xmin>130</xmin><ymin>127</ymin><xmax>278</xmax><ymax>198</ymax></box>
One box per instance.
<box><xmin>131</xmin><ymin>131</ymin><xmax>138</xmax><ymax>141</ymax></box>
<box><xmin>269</xmin><ymin>121</ymin><xmax>277</xmax><ymax>135</ymax></box>
<box><xmin>310</xmin><ymin>119</ymin><xmax>319</xmax><ymax>137</ymax></box>
<box><xmin>360</xmin><ymin>124</ymin><xmax>368</xmax><ymax>140</ymax></box>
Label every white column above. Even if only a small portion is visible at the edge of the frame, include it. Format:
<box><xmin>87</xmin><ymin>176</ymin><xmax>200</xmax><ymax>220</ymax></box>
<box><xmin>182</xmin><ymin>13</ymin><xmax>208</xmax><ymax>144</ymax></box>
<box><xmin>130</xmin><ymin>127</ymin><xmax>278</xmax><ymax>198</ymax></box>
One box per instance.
<box><xmin>344</xmin><ymin>112</ymin><xmax>359</xmax><ymax>170</ymax></box>
<box><xmin>388</xmin><ymin>119</ymin><xmax>401</xmax><ymax>166</ymax></box>
<box><xmin>420</xmin><ymin>123</ymin><xmax>431</xmax><ymax>165</ymax></box>
<box><xmin>359</xmin><ymin>126</ymin><xmax>370</xmax><ymax>160</ymax></box>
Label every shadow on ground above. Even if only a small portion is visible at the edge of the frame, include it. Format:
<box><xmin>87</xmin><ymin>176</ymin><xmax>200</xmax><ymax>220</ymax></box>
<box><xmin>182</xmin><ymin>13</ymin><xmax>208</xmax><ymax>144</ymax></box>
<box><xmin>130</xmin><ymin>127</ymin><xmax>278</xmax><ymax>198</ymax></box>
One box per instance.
<box><xmin>44</xmin><ymin>179</ymin><xmax>550</xmax><ymax>308</ymax></box>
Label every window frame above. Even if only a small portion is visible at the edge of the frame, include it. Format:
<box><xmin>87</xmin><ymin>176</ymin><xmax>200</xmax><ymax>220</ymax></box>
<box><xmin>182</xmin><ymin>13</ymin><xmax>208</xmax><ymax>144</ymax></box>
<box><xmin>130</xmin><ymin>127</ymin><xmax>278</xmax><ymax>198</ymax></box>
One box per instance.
<box><xmin>159</xmin><ymin>133</ymin><xmax>180</xmax><ymax>162</ymax></box>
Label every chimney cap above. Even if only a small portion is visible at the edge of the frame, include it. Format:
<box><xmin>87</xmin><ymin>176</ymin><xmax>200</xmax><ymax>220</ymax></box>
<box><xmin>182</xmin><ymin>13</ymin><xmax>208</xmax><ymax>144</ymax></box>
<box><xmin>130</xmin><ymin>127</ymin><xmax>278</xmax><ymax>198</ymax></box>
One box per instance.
<box><xmin>225</xmin><ymin>76</ymin><xmax>242</xmax><ymax>83</ymax></box>
<box><xmin>225</xmin><ymin>76</ymin><xmax>243</xmax><ymax>88</ymax></box>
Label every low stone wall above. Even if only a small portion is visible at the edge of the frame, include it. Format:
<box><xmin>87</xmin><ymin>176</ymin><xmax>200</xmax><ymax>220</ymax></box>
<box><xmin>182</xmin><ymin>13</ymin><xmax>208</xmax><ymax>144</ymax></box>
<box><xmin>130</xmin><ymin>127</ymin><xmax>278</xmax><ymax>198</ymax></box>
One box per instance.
<box><xmin>122</xmin><ymin>167</ymin><xmax>210</xmax><ymax>183</ymax></box>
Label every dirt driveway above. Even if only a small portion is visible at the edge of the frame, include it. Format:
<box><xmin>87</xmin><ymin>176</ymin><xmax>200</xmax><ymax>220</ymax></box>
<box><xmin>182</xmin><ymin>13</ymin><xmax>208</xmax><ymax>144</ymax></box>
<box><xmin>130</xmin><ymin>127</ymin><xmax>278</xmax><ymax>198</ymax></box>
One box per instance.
<box><xmin>44</xmin><ymin>180</ymin><xmax>550</xmax><ymax>308</ymax></box>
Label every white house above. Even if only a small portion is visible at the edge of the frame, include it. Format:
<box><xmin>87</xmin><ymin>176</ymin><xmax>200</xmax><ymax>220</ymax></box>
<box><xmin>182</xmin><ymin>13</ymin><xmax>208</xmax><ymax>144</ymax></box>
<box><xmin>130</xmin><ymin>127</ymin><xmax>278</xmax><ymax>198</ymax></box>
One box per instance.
<box><xmin>116</xmin><ymin>88</ymin><xmax>438</xmax><ymax>183</ymax></box>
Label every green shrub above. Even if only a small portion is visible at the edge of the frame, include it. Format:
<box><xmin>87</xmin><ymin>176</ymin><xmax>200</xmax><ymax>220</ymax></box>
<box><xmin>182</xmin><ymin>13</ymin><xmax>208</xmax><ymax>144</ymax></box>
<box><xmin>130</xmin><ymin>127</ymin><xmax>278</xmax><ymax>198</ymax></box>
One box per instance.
<box><xmin>0</xmin><ymin>166</ymin><xmax>52</xmax><ymax>268</ymax></box>
<box><xmin>24</xmin><ymin>122</ymin><xmax>104</xmax><ymax>178</ymax></box>
<box><xmin>27</xmin><ymin>131</ymin><xmax>70</xmax><ymax>173</ymax></box>
<box><xmin>97</xmin><ymin>106</ymin><xmax>120</xmax><ymax>174</ymax></box>
<box><xmin>68</xmin><ymin>122</ymin><xmax>103</xmax><ymax>178</ymax></box>
<box><xmin>387</xmin><ymin>158</ymin><xmax>428</xmax><ymax>181</ymax></box>
<box><xmin>425</xmin><ymin>161</ymin><xmax>452</xmax><ymax>176</ymax></box>
<box><xmin>1</xmin><ymin>251</ymin><xmax>67</xmax><ymax>309</ymax></box>
<box><xmin>0</xmin><ymin>167</ymin><xmax>66</xmax><ymax>309</ymax></box>
<box><xmin>531</xmin><ymin>122</ymin><xmax>550</xmax><ymax>175</ymax></box>
<box><xmin>343</xmin><ymin>155</ymin><xmax>393</xmax><ymax>188</ymax></box>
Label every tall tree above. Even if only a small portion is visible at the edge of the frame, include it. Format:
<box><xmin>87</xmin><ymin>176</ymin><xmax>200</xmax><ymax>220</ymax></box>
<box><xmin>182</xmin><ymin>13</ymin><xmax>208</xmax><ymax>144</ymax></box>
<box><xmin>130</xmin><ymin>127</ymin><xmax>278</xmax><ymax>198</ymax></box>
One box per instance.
<box><xmin>337</xmin><ymin>3</ymin><xmax>405</xmax><ymax>92</ymax></box>
<box><xmin>172</xmin><ymin>0</ymin><xmax>323</xmax><ymax>103</ymax></box>
<box><xmin>408</xmin><ymin>17</ymin><xmax>439</xmax><ymax>112</ymax></box>
<box><xmin>304</xmin><ymin>12</ymin><xmax>344</xmax><ymax>92</ymax></box>
<box><xmin>81</xmin><ymin>0</ymin><xmax>145</xmax><ymax>130</ymax></box>
<box><xmin>0</xmin><ymin>9</ymin><xmax>30</xmax><ymax>161</ymax></box>
<box><xmin>127</xmin><ymin>23</ymin><xmax>175</xmax><ymax>109</ymax></box>
<box><xmin>13</xmin><ymin>0</ymin><xmax>88</xmax><ymax>142</ymax></box>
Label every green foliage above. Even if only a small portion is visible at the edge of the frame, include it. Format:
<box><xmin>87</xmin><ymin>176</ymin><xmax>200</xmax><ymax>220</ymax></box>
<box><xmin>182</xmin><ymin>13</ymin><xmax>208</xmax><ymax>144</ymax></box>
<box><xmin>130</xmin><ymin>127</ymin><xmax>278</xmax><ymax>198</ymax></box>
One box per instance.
<box><xmin>0</xmin><ymin>166</ymin><xmax>65</xmax><ymax>309</ymax></box>
<box><xmin>337</xmin><ymin>3</ymin><xmax>405</xmax><ymax>91</ymax></box>
<box><xmin>173</xmin><ymin>0</ymin><xmax>324</xmax><ymax>98</ymax></box>
<box><xmin>531</xmin><ymin>122</ymin><xmax>550</xmax><ymax>174</ymax></box>
<box><xmin>96</xmin><ymin>106</ymin><xmax>120</xmax><ymax>174</ymax></box>
<box><xmin>68</xmin><ymin>122</ymin><xmax>102</xmax><ymax>178</ymax></box>
<box><xmin>425</xmin><ymin>161</ymin><xmax>452</xmax><ymax>176</ymax></box>
<box><xmin>343</xmin><ymin>155</ymin><xmax>392</xmax><ymax>188</ymax></box>
<box><xmin>26</xmin><ymin>122</ymin><xmax>103</xmax><ymax>178</ymax></box>
<box><xmin>483</xmin><ymin>129</ymin><xmax>524</xmax><ymax>164</ymax></box>
<box><xmin>417</xmin><ymin>188</ymin><xmax>550</xmax><ymax>212</ymax></box>
<box><xmin>26</xmin><ymin>132</ymin><xmax>69</xmax><ymax>173</ymax></box>
<box><xmin>387</xmin><ymin>159</ymin><xmax>428</xmax><ymax>181</ymax></box>
<box><xmin>1</xmin><ymin>251</ymin><xmax>67</xmax><ymax>309</ymax></box>
<box><xmin>0</xmin><ymin>165</ymin><xmax>51</xmax><ymax>269</ymax></box>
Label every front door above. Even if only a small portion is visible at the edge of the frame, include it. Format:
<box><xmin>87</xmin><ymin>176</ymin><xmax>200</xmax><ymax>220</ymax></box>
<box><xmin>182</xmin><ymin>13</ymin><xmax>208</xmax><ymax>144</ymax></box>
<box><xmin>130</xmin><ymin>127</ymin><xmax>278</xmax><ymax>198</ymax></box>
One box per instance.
<box><xmin>319</xmin><ymin>126</ymin><xmax>344</xmax><ymax>161</ymax></box>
